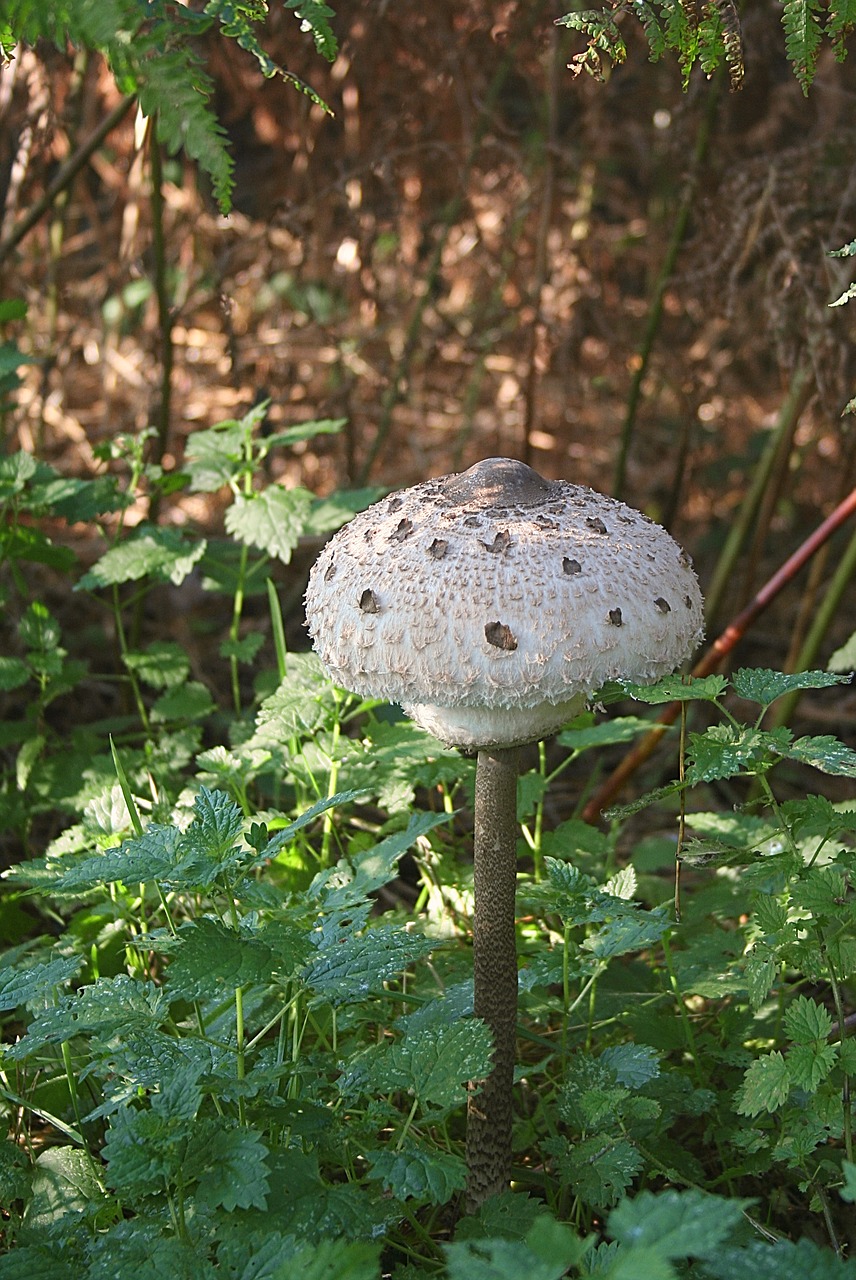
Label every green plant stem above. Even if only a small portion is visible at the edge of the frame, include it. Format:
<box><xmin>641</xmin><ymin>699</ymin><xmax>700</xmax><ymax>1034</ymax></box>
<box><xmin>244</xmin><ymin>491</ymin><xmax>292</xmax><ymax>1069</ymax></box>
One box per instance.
<box><xmin>704</xmin><ymin>360</ymin><xmax>813</xmax><ymax>626</ymax></box>
<box><xmin>661</xmin><ymin>932</ymin><xmax>705</xmax><ymax>1088</ymax></box>
<box><xmin>820</xmin><ymin>936</ymin><xmax>853</xmax><ymax>1164</ymax></box>
<box><xmin>148</xmin><ymin>121</ymin><xmax>174</xmax><ymax>503</ymax></box>
<box><xmin>613</xmin><ymin>76</ymin><xmax>720</xmax><ymax>500</ymax></box>
<box><xmin>767</xmin><ymin>519</ymin><xmax>856</xmax><ymax>728</ymax></box>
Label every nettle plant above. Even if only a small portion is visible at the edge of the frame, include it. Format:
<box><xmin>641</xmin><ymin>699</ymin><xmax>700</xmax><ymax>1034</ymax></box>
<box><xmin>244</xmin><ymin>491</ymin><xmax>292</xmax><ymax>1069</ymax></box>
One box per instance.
<box><xmin>1</xmin><ymin>432</ymin><xmax>856</xmax><ymax>1275</ymax></box>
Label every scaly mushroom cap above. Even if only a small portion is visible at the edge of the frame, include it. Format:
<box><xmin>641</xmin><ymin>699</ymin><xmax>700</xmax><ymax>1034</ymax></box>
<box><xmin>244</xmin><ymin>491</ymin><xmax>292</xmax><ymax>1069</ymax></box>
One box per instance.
<box><xmin>305</xmin><ymin>458</ymin><xmax>704</xmax><ymax>748</ymax></box>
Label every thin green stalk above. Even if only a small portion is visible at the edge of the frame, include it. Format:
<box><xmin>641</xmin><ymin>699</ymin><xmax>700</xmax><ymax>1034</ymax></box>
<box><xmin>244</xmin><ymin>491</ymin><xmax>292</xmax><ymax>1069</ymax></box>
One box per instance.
<box><xmin>147</xmin><ymin>121</ymin><xmax>174</xmax><ymax>501</ymax></box>
<box><xmin>267</xmin><ymin>577</ymin><xmax>288</xmax><ymax>680</ymax></box>
<box><xmin>661</xmin><ymin>932</ymin><xmax>706</xmax><ymax>1088</ymax></box>
<box><xmin>613</xmin><ymin>75</ymin><xmax>721</xmax><ymax>499</ymax></box>
<box><xmin>820</xmin><ymin>937</ymin><xmax>853</xmax><ymax>1164</ymax></box>
<box><xmin>704</xmin><ymin>361</ymin><xmax>813</xmax><ymax>625</ymax></box>
<box><xmin>767</xmin><ymin>519</ymin><xmax>856</xmax><ymax>728</ymax></box>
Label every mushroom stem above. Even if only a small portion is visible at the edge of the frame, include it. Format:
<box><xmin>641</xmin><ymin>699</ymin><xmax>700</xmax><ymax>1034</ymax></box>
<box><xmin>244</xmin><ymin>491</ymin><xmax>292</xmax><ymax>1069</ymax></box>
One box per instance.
<box><xmin>466</xmin><ymin>744</ymin><xmax>521</xmax><ymax>1210</ymax></box>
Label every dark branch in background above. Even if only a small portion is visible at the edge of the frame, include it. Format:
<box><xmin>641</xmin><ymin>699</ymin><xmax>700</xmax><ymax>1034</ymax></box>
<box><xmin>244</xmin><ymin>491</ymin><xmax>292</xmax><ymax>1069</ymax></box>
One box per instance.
<box><xmin>0</xmin><ymin>93</ymin><xmax>135</xmax><ymax>268</ymax></box>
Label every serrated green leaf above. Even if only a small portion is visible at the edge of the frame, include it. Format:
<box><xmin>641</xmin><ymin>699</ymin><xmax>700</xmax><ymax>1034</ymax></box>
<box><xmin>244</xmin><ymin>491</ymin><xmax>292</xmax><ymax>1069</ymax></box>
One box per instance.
<box><xmin>554</xmin><ymin>1134</ymin><xmax>643</xmax><ymax>1209</ymax></box>
<box><xmin>787</xmin><ymin>734</ymin><xmax>856</xmax><ymax>777</ymax></box>
<box><xmin>23</xmin><ymin>1146</ymin><xmax>106</xmax><ymax>1230</ymax></box>
<box><xmin>783</xmin><ymin>994</ymin><xmax>834</xmax><ymax>1044</ymax></box>
<box><xmin>284</xmin><ymin>0</ymin><xmax>338</xmax><ymax>61</ymax></box>
<box><xmin>219</xmin><ymin>630</ymin><xmax>265</xmax><ymax>663</ymax></box>
<box><xmin>151</xmin><ymin>681</ymin><xmax>215</xmax><ymax>723</ymax></box>
<box><xmin>445</xmin><ymin>1225</ymin><xmax>583</xmax><ymax>1280</ymax></box>
<box><xmin>787</xmin><ymin>1041</ymin><xmax>837</xmax><ymax>1092</ymax></box>
<box><xmin>366</xmin><ymin>1140</ymin><xmax>466</xmax><ymax>1204</ymax></box>
<box><xmin>746</xmin><ymin>948</ymin><xmax>778</xmax><ymax>1011</ymax></box>
<box><xmin>304</xmin><ymin>485</ymin><xmax>385</xmax><ymax>537</ymax></box>
<box><xmin>619</xmin><ymin>673</ymin><xmax>727</xmax><ymax>704</ymax></box>
<box><xmin>224</xmin><ymin>486</ymin><xmax>312</xmax><ymax>562</ymax></box>
<box><xmin>583</xmin><ymin>906</ymin><xmax>671</xmax><ymax>958</ymax></box>
<box><xmin>303</xmin><ymin>922</ymin><xmax>435</xmax><ymax>1006</ymax></box>
<box><xmin>687</xmin><ymin>724</ymin><xmax>793</xmax><ymax>783</ymax></box>
<box><xmin>600</xmin><ymin>1043</ymin><xmax>661</xmax><ymax>1089</ymax></box>
<box><xmin>343</xmin><ymin>1020</ymin><xmax>493</xmax><ymax>1109</ymax></box>
<box><xmin>7</xmin><ymin>975</ymin><xmax>165</xmax><ymax>1059</ymax></box>
<box><xmin>0</xmin><ymin>956</ymin><xmax>82</xmax><ymax>1012</ymax></box>
<box><xmin>731</xmin><ymin>667</ymin><xmax>849</xmax><ymax>707</ymax></box>
<box><xmin>123</xmin><ymin>641</ymin><xmax>190</xmax><ymax>690</ymax></box>
<box><xmin>188</xmin><ymin>1124</ymin><xmax>270</xmax><ymax>1211</ymax></box>
<box><xmin>557</xmin><ymin>715</ymin><xmax>657</xmax><ymax>751</ymax></box>
<box><xmin>78</xmin><ymin>529</ymin><xmax>206</xmax><ymax>588</ymax></box>
<box><xmin>736</xmin><ymin>1051</ymin><xmax>791</xmax><ymax>1115</ymax></box>
<box><xmin>308</xmin><ymin>810</ymin><xmax>451</xmax><ymax>908</ymax></box>
<box><xmin>705</xmin><ymin>1237</ymin><xmax>856</xmax><ymax>1279</ymax></box>
<box><xmin>184</xmin><ymin>420</ymin><xmax>251</xmax><ymax>491</ymax></box>
<box><xmin>608</xmin><ymin>1188</ymin><xmax>750</xmax><ymax>1259</ymax></box>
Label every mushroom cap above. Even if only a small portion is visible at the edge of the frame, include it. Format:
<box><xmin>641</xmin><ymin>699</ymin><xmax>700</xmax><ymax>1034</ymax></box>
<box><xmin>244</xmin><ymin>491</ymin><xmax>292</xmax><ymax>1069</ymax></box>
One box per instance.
<box><xmin>304</xmin><ymin>458</ymin><xmax>704</xmax><ymax>748</ymax></box>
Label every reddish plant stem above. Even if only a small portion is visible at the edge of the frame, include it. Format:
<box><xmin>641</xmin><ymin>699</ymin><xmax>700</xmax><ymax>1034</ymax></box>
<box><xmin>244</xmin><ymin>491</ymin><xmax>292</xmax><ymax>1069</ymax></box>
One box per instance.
<box><xmin>583</xmin><ymin>487</ymin><xmax>856</xmax><ymax>822</ymax></box>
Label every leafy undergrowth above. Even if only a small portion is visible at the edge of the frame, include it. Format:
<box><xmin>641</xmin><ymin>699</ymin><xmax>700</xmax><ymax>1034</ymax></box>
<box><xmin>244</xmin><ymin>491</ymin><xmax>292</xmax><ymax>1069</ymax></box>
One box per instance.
<box><xmin>1</xmin><ymin>414</ymin><xmax>856</xmax><ymax>1277</ymax></box>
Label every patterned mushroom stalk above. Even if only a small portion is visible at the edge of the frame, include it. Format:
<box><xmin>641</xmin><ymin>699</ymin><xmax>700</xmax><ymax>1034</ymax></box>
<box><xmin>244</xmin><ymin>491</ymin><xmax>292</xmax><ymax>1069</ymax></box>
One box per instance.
<box><xmin>305</xmin><ymin>458</ymin><xmax>704</xmax><ymax>1209</ymax></box>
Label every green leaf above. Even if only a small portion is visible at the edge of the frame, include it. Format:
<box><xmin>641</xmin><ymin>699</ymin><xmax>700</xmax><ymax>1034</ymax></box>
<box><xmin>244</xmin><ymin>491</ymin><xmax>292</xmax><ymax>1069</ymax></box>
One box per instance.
<box><xmin>285</xmin><ymin>1240</ymin><xmax>382</xmax><ymax>1280</ymax></box>
<box><xmin>841</xmin><ymin>1160</ymin><xmax>856</xmax><ymax>1203</ymax></box>
<box><xmin>619</xmin><ymin>673</ymin><xmax>727</xmax><ymax>704</ymax></box>
<box><xmin>607</xmin><ymin>1188</ymin><xmax>749</xmax><ymax>1259</ymax></box>
<box><xmin>0</xmin><ymin>956</ymin><xmax>82</xmax><ymax>1012</ymax></box>
<box><xmin>164</xmin><ymin>916</ymin><xmax>311</xmax><ymax>1000</ymax></box>
<box><xmin>303</xmin><ymin>921</ymin><xmax>436</xmax><ymax>1007</ymax></box>
<box><xmin>786</xmin><ymin>1042</ymin><xmax>837</xmax><ymax>1092</ymax></box>
<box><xmin>225</xmin><ymin>486</ymin><xmax>313</xmax><ymax>562</ymax></box>
<box><xmin>23</xmin><ymin>1146</ymin><xmax>105</xmax><ymax>1230</ymax></box>
<box><xmin>445</xmin><ymin>1217</ymin><xmax>586</xmax><ymax>1280</ymax></box>
<box><xmin>0</xmin><ymin>656</ymin><xmax>29</xmax><ymax>691</ymax></box>
<box><xmin>342</xmin><ymin>1021</ymin><xmax>493</xmax><ymax>1109</ymax></box>
<box><xmin>184</xmin><ymin>419</ymin><xmax>253</xmax><ymax>491</ymax></box>
<box><xmin>600</xmin><ymin>1043</ymin><xmax>661</xmax><ymax>1089</ymax></box>
<box><xmin>583</xmin><ymin>906</ymin><xmax>672</xmax><ymax>958</ymax></box>
<box><xmin>283</xmin><ymin>0</ymin><xmax>338</xmax><ymax>61</ymax></box>
<box><xmin>141</xmin><ymin>42</ymin><xmax>234</xmax><ymax>211</ymax></box>
<box><xmin>705</xmin><ymin>1237</ymin><xmax>856</xmax><ymax>1279</ymax></box>
<box><xmin>736</xmin><ymin>1051</ymin><xmax>791</xmax><ymax>1115</ymax></box>
<box><xmin>151</xmin><ymin>681</ymin><xmax>215</xmax><ymax>723</ymax></box>
<box><xmin>782</xmin><ymin>0</ymin><xmax>825</xmax><ymax>91</ymax></box>
<box><xmin>366</xmin><ymin>1140</ymin><xmax>466</xmax><ymax>1204</ymax></box>
<box><xmin>308</xmin><ymin>811</ymin><xmax>451</xmax><ymax>908</ymax></box>
<box><xmin>828</xmin><ymin>630</ymin><xmax>856</xmax><ymax>673</ymax></box>
<box><xmin>783</xmin><ymin>994</ymin><xmax>834</xmax><ymax>1043</ymax></box>
<box><xmin>123</xmin><ymin>641</ymin><xmax>190</xmax><ymax>690</ymax></box>
<box><xmin>731</xmin><ymin>667</ymin><xmax>850</xmax><ymax>707</ymax></box>
<box><xmin>553</xmin><ymin>1133</ymin><xmax>643</xmax><ymax>1208</ymax></box>
<box><xmin>219</xmin><ymin>631</ymin><xmax>265</xmax><ymax>663</ymax></box>
<box><xmin>304</xmin><ymin>485</ymin><xmax>385</xmax><ymax>537</ymax></box>
<box><xmin>687</xmin><ymin>724</ymin><xmax>793</xmax><ymax>783</ymax></box>
<box><xmin>188</xmin><ymin>1124</ymin><xmax>270</xmax><ymax>1211</ymax></box>
<box><xmin>78</xmin><ymin>528</ymin><xmax>206</xmax><ymax>588</ymax></box>
<box><xmin>786</xmin><ymin>734</ymin><xmax>856</xmax><ymax>777</ymax></box>
<box><xmin>557</xmin><ymin>715</ymin><xmax>657</xmax><ymax>751</ymax></box>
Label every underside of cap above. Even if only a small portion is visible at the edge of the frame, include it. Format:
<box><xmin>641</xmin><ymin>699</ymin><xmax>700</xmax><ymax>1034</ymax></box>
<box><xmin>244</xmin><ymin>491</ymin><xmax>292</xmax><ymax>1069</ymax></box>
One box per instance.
<box><xmin>404</xmin><ymin>693</ymin><xmax>589</xmax><ymax>749</ymax></box>
<box><xmin>305</xmin><ymin>458</ymin><xmax>705</xmax><ymax>748</ymax></box>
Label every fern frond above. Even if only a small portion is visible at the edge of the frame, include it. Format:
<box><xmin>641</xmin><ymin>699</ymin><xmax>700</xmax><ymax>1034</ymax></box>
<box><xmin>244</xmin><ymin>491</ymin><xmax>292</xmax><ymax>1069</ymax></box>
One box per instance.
<box><xmin>283</xmin><ymin>0</ymin><xmax>338</xmax><ymax>62</ymax></box>
<box><xmin>782</xmin><ymin>0</ymin><xmax>824</xmax><ymax>93</ymax></box>
<box><xmin>631</xmin><ymin>1</ymin><xmax>667</xmax><ymax>62</ymax></box>
<box><xmin>826</xmin><ymin>0</ymin><xmax>856</xmax><ymax>60</ymax></box>
<box><xmin>137</xmin><ymin>42</ymin><xmax>234</xmax><ymax>212</ymax></box>
<box><xmin>557</xmin><ymin>9</ymin><xmax>628</xmax><ymax>79</ymax></box>
<box><xmin>204</xmin><ymin>0</ymin><xmax>333</xmax><ymax>111</ymax></box>
<box><xmin>711</xmin><ymin>0</ymin><xmax>745</xmax><ymax>87</ymax></box>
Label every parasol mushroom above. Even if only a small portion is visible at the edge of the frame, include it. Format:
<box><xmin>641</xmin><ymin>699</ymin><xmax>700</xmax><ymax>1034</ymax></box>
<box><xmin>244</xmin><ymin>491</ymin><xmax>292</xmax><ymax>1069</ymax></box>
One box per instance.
<box><xmin>304</xmin><ymin>457</ymin><xmax>704</xmax><ymax>1208</ymax></box>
